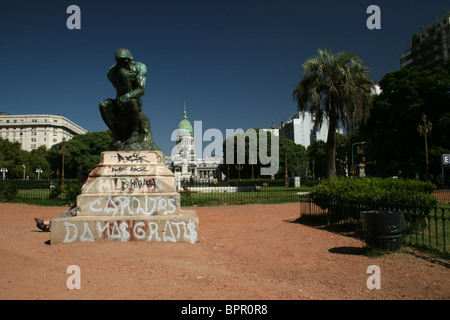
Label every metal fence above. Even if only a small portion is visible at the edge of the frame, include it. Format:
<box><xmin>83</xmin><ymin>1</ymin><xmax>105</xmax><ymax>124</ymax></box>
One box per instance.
<box><xmin>299</xmin><ymin>196</ymin><xmax>450</xmax><ymax>254</ymax></box>
<box><xmin>432</xmin><ymin>188</ymin><xmax>450</xmax><ymax>204</ymax></box>
<box><xmin>180</xmin><ymin>185</ymin><xmax>309</xmax><ymax>206</ymax></box>
<box><xmin>1</xmin><ymin>178</ymin><xmax>449</xmax><ymax>253</ymax></box>
<box><xmin>0</xmin><ymin>178</ymin><xmax>312</xmax><ymax>205</ymax></box>
<box><xmin>0</xmin><ymin>179</ymin><xmax>78</xmax><ymax>204</ymax></box>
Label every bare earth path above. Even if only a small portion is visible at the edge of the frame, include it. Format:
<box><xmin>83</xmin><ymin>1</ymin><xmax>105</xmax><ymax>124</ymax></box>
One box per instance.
<box><xmin>0</xmin><ymin>202</ymin><xmax>448</xmax><ymax>300</ymax></box>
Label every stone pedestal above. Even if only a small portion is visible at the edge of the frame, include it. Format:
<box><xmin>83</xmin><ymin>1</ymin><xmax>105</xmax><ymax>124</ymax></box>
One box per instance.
<box><xmin>51</xmin><ymin>151</ymin><xmax>198</xmax><ymax>244</ymax></box>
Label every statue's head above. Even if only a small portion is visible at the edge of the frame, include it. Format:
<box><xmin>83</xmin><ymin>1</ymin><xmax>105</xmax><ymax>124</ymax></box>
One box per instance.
<box><xmin>115</xmin><ymin>48</ymin><xmax>133</xmax><ymax>67</ymax></box>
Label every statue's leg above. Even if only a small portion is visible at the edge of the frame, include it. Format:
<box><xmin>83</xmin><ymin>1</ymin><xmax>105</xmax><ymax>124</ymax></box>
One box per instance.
<box><xmin>138</xmin><ymin>113</ymin><xmax>160</xmax><ymax>151</ymax></box>
<box><xmin>99</xmin><ymin>99</ymin><xmax>121</xmax><ymax>137</ymax></box>
<box><xmin>123</xmin><ymin>99</ymin><xmax>141</xmax><ymax>142</ymax></box>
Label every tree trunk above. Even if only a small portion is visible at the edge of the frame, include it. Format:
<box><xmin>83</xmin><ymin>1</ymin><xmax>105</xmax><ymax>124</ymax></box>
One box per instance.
<box><xmin>326</xmin><ymin>118</ymin><xmax>337</xmax><ymax>179</ymax></box>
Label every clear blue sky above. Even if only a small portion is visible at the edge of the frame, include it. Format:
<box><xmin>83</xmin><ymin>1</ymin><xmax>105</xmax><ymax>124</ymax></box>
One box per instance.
<box><xmin>1</xmin><ymin>0</ymin><xmax>449</xmax><ymax>155</ymax></box>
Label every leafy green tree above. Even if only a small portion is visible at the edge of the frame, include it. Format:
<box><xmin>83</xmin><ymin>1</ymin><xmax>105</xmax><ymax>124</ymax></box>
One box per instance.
<box><xmin>276</xmin><ymin>136</ymin><xmax>309</xmax><ymax>179</ymax></box>
<box><xmin>335</xmin><ymin>133</ymin><xmax>352</xmax><ymax>176</ymax></box>
<box><xmin>359</xmin><ymin>60</ymin><xmax>450</xmax><ymax>179</ymax></box>
<box><xmin>307</xmin><ymin>133</ymin><xmax>352</xmax><ymax>178</ymax></box>
<box><xmin>220</xmin><ymin>129</ymin><xmax>308</xmax><ymax>180</ymax></box>
<box><xmin>47</xmin><ymin>131</ymin><xmax>113</xmax><ymax>178</ymax></box>
<box><xmin>0</xmin><ymin>138</ymin><xmax>23</xmax><ymax>179</ymax></box>
<box><xmin>293</xmin><ymin>48</ymin><xmax>374</xmax><ymax>178</ymax></box>
<box><xmin>0</xmin><ymin>138</ymin><xmax>51</xmax><ymax>179</ymax></box>
<box><xmin>307</xmin><ymin>140</ymin><xmax>327</xmax><ymax>179</ymax></box>
<box><xmin>28</xmin><ymin>146</ymin><xmax>51</xmax><ymax>179</ymax></box>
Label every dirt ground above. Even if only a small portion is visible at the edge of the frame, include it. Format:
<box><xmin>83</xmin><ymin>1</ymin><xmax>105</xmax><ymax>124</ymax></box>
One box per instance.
<box><xmin>0</xmin><ymin>202</ymin><xmax>448</xmax><ymax>300</ymax></box>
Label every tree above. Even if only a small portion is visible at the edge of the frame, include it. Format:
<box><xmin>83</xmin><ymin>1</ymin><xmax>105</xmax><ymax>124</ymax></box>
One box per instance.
<box><xmin>307</xmin><ymin>140</ymin><xmax>327</xmax><ymax>179</ymax></box>
<box><xmin>307</xmin><ymin>133</ymin><xmax>352</xmax><ymax>178</ymax></box>
<box><xmin>0</xmin><ymin>138</ymin><xmax>51</xmax><ymax>179</ymax></box>
<box><xmin>276</xmin><ymin>136</ymin><xmax>309</xmax><ymax>180</ymax></box>
<box><xmin>28</xmin><ymin>146</ymin><xmax>51</xmax><ymax>179</ymax></box>
<box><xmin>47</xmin><ymin>131</ymin><xmax>113</xmax><ymax>178</ymax></box>
<box><xmin>293</xmin><ymin>48</ymin><xmax>374</xmax><ymax>178</ymax></box>
<box><xmin>0</xmin><ymin>138</ymin><xmax>24</xmax><ymax>179</ymax></box>
<box><xmin>359</xmin><ymin>60</ymin><xmax>450</xmax><ymax>179</ymax></box>
<box><xmin>220</xmin><ymin>129</ymin><xmax>308</xmax><ymax>180</ymax></box>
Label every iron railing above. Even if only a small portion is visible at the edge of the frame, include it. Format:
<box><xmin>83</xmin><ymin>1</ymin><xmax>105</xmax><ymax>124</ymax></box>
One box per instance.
<box><xmin>1</xmin><ymin>179</ymin><xmax>448</xmax><ymax>253</ymax></box>
<box><xmin>0</xmin><ymin>178</ymin><xmax>312</xmax><ymax>205</ymax></box>
<box><xmin>299</xmin><ymin>196</ymin><xmax>449</xmax><ymax>253</ymax></box>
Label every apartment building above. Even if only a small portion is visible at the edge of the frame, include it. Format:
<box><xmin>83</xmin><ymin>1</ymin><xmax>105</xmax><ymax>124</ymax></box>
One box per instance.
<box><xmin>0</xmin><ymin>113</ymin><xmax>88</xmax><ymax>151</ymax></box>
<box><xmin>400</xmin><ymin>9</ymin><xmax>450</xmax><ymax>70</ymax></box>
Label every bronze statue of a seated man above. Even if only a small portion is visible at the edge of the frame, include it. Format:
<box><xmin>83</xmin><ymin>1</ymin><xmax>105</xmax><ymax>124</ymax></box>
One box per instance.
<box><xmin>99</xmin><ymin>48</ymin><xmax>159</xmax><ymax>151</ymax></box>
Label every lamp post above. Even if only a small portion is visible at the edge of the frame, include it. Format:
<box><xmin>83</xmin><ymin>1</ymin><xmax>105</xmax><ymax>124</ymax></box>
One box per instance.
<box><xmin>1</xmin><ymin>168</ymin><xmax>7</xmax><ymax>180</ymax></box>
<box><xmin>284</xmin><ymin>139</ymin><xmax>288</xmax><ymax>187</ymax></box>
<box><xmin>417</xmin><ymin>113</ymin><xmax>432</xmax><ymax>181</ymax></box>
<box><xmin>236</xmin><ymin>165</ymin><xmax>243</xmax><ymax>181</ymax></box>
<box><xmin>36</xmin><ymin>168</ymin><xmax>43</xmax><ymax>180</ymax></box>
<box><xmin>22</xmin><ymin>164</ymin><xmax>26</xmax><ymax>180</ymax></box>
<box><xmin>352</xmin><ymin>141</ymin><xmax>366</xmax><ymax>177</ymax></box>
<box><xmin>59</xmin><ymin>137</ymin><xmax>70</xmax><ymax>186</ymax></box>
<box><xmin>295</xmin><ymin>163</ymin><xmax>301</xmax><ymax>187</ymax></box>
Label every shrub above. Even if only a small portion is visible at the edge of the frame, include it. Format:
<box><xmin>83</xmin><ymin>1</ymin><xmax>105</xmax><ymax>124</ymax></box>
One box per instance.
<box><xmin>61</xmin><ymin>180</ymin><xmax>82</xmax><ymax>203</ymax></box>
<box><xmin>48</xmin><ymin>183</ymin><xmax>62</xmax><ymax>199</ymax></box>
<box><xmin>0</xmin><ymin>181</ymin><xmax>18</xmax><ymax>201</ymax></box>
<box><xmin>310</xmin><ymin>177</ymin><xmax>438</xmax><ymax>207</ymax></box>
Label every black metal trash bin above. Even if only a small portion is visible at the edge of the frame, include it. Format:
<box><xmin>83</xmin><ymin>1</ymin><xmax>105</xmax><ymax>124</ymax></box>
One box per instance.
<box><xmin>361</xmin><ymin>210</ymin><xmax>406</xmax><ymax>252</ymax></box>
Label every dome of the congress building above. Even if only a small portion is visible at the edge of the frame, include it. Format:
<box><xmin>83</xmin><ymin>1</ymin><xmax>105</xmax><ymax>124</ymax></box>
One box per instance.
<box><xmin>177</xmin><ymin>106</ymin><xmax>193</xmax><ymax>136</ymax></box>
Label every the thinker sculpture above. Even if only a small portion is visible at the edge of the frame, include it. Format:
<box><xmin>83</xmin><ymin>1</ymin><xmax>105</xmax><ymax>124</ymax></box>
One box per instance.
<box><xmin>99</xmin><ymin>48</ymin><xmax>160</xmax><ymax>151</ymax></box>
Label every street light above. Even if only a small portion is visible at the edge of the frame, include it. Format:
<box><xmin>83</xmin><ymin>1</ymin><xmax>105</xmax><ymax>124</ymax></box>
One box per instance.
<box><xmin>22</xmin><ymin>164</ymin><xmax>26</xmax><ymax>180</ymax></box>
<box><xmin>1</xmin><ymin>168</ymin><xmax>7</xmax><ymax>180</ymax></box>
<box><xmin>236</xmin><ymin>165</ymin><xmax>243</xmax><ymax>181</ymax></box>
<box><xmin>284</xmin><ymin>139</ymin><xmax>288</xmax><ymax>187</ymax></box>
<box><xmin>417</xmin><ymin>113</ymin><xmax>432</xmax><ymax>181</ymax></box>
<box><xmin>352</xmin><ymin>141</ymin><xmax>366</xmax><ymax>177</ymax></box>
<box><xmin>59</xmin><ymin>137</ymin><xmax>70</xmax><ymax>186</ymax></box>
<box><xmin>36</xmin><ymin>168</ymin><xmax>43</xmax><ymax>180</ymax></box>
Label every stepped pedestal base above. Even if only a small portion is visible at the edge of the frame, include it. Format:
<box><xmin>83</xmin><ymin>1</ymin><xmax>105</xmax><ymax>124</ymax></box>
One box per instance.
<box><xmin>50</xmin><ymin>151</ymin><xmax>198</xmax><ymax>244</ymax></box>
<box><xmin>50</xmin><ymin>210</ymin><xmax>198</xmax><ymax>244</ymax></box>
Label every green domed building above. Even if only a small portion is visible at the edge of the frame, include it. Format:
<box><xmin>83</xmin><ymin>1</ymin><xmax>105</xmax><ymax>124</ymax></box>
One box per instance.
<box><xmin>177</xmin><ymin>107</ymin><xmax>194</xmax><ymax>136</ymax></box>
<box><xmin>166</xmin><ymin>105</ymin><xmax>222</xmax><ymax>184</ymax></box>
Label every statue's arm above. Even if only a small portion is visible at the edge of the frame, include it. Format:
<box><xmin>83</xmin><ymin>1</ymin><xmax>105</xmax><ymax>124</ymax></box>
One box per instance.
<box><xmin>107</xmin><ymin>66</ymin><xmax>121</xmax><ymax>92</ymax></box>
<box><xmin>126</xmin><ymin>63</ymin><xmax>147</xmax><ymax>100</ymax></box>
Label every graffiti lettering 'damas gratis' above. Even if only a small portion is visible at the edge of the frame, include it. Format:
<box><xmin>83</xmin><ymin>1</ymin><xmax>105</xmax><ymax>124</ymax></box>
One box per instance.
<box><xmin>50</xmin><ymin>151</ymin><xmax>199</xmax><ymax>244</ymax></box>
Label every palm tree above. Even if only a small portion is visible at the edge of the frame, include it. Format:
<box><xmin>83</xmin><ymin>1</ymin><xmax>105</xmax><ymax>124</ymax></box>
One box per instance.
<box><xmin>293</xmin><ymin>48</ymin><xmax>374</xmax><ymax>178</ymax></box>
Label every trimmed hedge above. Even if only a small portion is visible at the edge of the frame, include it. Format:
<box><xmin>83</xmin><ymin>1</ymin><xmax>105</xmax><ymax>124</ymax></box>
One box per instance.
<box><xmin>310</xmin><ymin>177</ymin><xmax>438</xmax><ymax>207</ymax></box>
<box><xmin>0</xmin><ymin>181</ymin><xmax>18</xmax><ymax>201</ymax></box>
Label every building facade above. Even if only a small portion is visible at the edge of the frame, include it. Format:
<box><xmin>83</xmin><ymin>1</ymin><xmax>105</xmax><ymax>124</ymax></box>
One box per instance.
<box><xmin>0</xmin><ymin>113</ymin><xmax>88</xmax><ymax>151</ymax></box>
<box><xmin>166</xmin><ymin>107</ymin><xmax>222</xmax><ymax>182</ymax></box>
<box><xmin>400</xmin><ymin>9</ymin><xmax>450</xmax><ymax>70</ymax></box>
<box><xmin>280</xmin><ymin>85</ymin><xmax>380</xmax><ymax>148</ymax></box>
<box><xmin>279</xmin><ymin>111</ymin><xmax>330</xmax><ymax>148</ymax></box>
